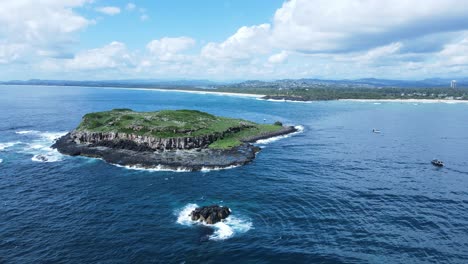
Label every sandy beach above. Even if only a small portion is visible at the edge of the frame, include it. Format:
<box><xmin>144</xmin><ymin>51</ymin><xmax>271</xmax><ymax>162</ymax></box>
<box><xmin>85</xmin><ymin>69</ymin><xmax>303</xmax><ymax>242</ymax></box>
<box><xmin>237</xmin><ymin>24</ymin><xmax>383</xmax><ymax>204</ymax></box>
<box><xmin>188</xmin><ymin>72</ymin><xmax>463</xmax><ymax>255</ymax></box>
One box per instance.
<box><xmin>339</xmin><ymin>99</ymin><xmax>468</xmax><ymax>104</ymax></box>
<box><xmin>103</xmin><ymin>87</ymin><xmax>265</xmax><ymax>98</ymax></box>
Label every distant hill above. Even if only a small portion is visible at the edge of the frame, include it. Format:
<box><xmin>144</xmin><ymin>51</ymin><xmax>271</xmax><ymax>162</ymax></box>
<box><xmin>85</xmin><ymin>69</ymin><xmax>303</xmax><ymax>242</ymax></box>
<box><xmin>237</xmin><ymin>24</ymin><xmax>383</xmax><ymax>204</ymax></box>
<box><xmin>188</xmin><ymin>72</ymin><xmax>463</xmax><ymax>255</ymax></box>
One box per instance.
<box><xmin>1</xmin><ymin>77</ymin><xmax>467</xmax><ymax>89</ymax></box>
<box><xmin>0</xmin><ymin>79</ymin><xmax>222</xmax><ymax>89</ymax></box>
<box><xmin>231</xmin><ymin>78</ymin><xmax>468</xmax><ymax>89</ymax></box>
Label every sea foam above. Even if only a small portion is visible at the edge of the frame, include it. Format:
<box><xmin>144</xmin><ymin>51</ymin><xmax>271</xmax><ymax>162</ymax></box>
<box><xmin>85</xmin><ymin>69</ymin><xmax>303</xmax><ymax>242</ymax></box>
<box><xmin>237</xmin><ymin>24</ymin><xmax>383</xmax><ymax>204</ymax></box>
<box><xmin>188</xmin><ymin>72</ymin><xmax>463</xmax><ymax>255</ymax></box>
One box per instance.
<box><xmin>200</xmin><ymin>165</ymin><xmax>240</xmax><ymax>172</ymax></box>
<box><xmin>15</xmin><ymin>131</ymin><xmax>67</xmax><ymax>163</ymax></box>
<box><xmin>112</xmin><ymin>163</ymin><xmax>192</xmax><ymax>172</ymax></box>
<box><xmin>110</xmin><ymin>163</ymin><xmax>240</xmax><ymax>173</ymax></box>
<box><xmin>0</xmin><ymin>142</ymin><xmax>22</xmax><ymax>151</ymax></box>
<box><xmin>176</xmin><ymin>203</ymin><xmax>252</xmax><ymax>241</ymax></box>
<box><xmin>31</xmin><ymin>152</ymin><xmax>63</xmax><ymax>163</ymax></box>
<box><xmin>15</xmin><ymin>130</ymin><xmax>40</xmax><ymax>135</ymax></box>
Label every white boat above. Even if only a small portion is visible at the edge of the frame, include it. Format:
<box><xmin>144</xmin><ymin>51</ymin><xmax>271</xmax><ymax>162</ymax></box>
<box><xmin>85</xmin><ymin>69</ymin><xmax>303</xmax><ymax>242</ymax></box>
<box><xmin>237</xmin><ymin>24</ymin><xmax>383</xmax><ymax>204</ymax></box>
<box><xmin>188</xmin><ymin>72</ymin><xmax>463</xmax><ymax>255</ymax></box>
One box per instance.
<box><xmin>431</xmin><ymin>159</ymin><xmax>444</xmax><ymax>167</ymax></box>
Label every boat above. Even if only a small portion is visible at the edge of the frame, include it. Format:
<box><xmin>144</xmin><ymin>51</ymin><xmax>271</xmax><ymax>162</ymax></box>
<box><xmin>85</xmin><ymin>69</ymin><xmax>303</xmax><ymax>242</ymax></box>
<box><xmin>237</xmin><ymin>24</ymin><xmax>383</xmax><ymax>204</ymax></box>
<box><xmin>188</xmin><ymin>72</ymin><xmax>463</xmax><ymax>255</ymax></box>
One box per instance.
<box><xmin>431</xmin><ymin>159</ymin><xmax>444</xmax><ymax>167</ymax></box>
<box><xmin>372</xmin><ymin>129</ymin><xmax>381</xmax><ymax>133</ymax></box>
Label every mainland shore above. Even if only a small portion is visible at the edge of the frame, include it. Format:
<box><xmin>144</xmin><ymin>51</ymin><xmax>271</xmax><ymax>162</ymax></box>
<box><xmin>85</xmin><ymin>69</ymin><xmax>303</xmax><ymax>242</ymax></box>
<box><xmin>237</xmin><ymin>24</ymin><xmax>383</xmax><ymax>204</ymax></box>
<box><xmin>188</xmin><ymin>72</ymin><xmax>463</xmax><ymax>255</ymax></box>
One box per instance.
<box><xmin>106</xmin><ymin>88</ymin><xmax>468</xmax><ymax>103</ymax></box>
<box><xmin>106</xmin><ymin>88</ymin><xmax>467</xmax><ymax>104</ymax></box>
<box><xmin>10</xmin><ymin>84</ymin><xmax>467</xmax><ymax>103</ymax></box>
<box><xmin>338</xmin><ymin>99</ymin><xmax>468</xmax><ymax>104</ymax></box>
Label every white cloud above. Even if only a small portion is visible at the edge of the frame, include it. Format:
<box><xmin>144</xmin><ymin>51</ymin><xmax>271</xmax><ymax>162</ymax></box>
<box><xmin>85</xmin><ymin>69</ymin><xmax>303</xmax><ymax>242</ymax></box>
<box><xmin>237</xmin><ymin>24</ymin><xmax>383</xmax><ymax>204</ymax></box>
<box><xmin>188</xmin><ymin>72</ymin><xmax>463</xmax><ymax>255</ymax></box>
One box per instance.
<box><xmin>333</xmin><ymin>42</ymin><xmax>403</xmax><ymax>64</ymax></box>
<box><xmin>268</xmin><ymin>51</ymin><xmax>288</xmax><ymax>64</ymax></box>
<box><xmin>0</xmin><ymin>0</ymin><xmax>92</xmax><ymax>70</ymax></box>
<box><xmin>201</xmin><ymin>24</ymin><xmax>271</xmax><ymax>61</ymax></box>
<box><xmin>42</xmin><ymin>42</ymin><xmax>134</xmax><ymax>71</ymax></box>
<box><xmin>180</xmin><ymin>0</ymin><xmax>468</xmax><ymax>79</ymax></box>
<box><xmin>5</xmin><ymin>0</ymin><xmax>468</xmax><ymax>80</ymax></box>
<box><xmin>201</xmin><ymin>0</ymin><xmax>468</xmax><ymax>59</ymax></box>
<box><xmin>438</xmin><ymin>36</ymin><xmax>468</xmax><ymax>66</ymax></box>
<box><xmin>0</xmin><ymin>43</ymin><xmax>28</xmax><ymax>64</ymax></box>
<box><xmin>126</xmin><ymin>3</ymin><xmax>136</xmax><ymax>11</ymax></box>
<box><xmin>146</xmin><ymin>37</ymin><xmax>195</xmax><ymax>61</ymax></box>
<box><xmin>96</xmin><ymin>6</ymin><xmax>121</xmax><ymax>16</ymax></box>
<box><xmin>0</xmin><ymin>0</ymin><xmax>91</xmax><ymax>45</ymax></box>
<box><xmin>270</xmin><ymin>0</ymin><xmax>468</xmax><ymax>53</ymax></box>
<box><xmin>123</xmin><ymin>3</ymin><xmax>149</xmax><ymax>21</ymax></box>
<box><xmin>140</xmin><ymin>14</ymin><xmax>150</xmax><ymax>21</ymax></box>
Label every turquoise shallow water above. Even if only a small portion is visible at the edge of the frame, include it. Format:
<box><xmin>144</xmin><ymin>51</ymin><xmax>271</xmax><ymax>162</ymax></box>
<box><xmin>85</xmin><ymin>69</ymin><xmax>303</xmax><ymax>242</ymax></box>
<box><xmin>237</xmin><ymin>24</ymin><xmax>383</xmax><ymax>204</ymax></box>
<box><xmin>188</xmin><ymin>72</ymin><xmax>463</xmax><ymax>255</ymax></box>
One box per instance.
<box><xmin>1</xmin><ymin>85</ymin><xmax>468</xmax><ymax>263</ymax></box>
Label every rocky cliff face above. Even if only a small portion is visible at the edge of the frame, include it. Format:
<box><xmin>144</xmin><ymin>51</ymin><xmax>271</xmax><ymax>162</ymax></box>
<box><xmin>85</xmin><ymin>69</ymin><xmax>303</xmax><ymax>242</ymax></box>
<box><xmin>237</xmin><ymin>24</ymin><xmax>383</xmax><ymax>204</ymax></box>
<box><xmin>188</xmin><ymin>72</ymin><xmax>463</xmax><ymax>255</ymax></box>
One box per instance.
<box><xmin>69</xmin><ymin>125</ymin><xmax>247</xmax><ymax>151</ymax></box>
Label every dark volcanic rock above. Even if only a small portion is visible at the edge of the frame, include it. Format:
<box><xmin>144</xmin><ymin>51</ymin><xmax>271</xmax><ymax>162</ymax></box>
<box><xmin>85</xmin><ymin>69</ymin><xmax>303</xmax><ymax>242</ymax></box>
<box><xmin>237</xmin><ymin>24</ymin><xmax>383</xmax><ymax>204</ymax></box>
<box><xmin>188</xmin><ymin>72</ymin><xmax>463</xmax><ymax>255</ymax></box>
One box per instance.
<box><xmin>68</xmin><ymin>124</ymin><xmax>251</xmax><ymax>151</ymax></box>
<box><xmin>51</xmin><ymin>125</ymin><xmax>297</xmax><ymax>171</ymax></box>
<box><xmin>34</xmin><ymin>155</ymin><xmax>49</xmax><ymax>162</ymax></box>
<box><xmin>190</xmin><ymin>205</ymin><xmax>231</xmax><ymax>224</ymax></box>
<box><xmin>51</xmin><ymin>133</ymin><xmax>261</xmax><ymax>171</ymax></box>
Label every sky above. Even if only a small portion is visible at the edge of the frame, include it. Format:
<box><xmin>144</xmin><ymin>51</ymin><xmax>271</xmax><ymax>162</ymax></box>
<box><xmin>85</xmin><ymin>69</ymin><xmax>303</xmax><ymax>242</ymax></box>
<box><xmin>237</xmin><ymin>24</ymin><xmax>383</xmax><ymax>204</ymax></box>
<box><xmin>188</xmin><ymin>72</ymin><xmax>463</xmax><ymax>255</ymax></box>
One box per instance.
<box><xmin>1</xmin><ymin>0</ymin><xmax>468</xmax><ymax>81</ymax></box>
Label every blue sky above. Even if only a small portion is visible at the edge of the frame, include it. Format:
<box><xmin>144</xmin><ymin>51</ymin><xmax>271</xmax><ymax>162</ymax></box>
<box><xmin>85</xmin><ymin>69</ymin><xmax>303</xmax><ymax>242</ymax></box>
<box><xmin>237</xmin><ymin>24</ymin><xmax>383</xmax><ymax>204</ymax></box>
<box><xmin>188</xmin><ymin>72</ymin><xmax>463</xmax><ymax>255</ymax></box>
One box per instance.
<box><xmin>1</xmin><ymin>0</ymin><xmax>468</xmax><ymax>81</ymax></box>
<box><xmin>79</xmin><ymin>1</ymin><xmax>284</xmax><ymax>49</ymax></box>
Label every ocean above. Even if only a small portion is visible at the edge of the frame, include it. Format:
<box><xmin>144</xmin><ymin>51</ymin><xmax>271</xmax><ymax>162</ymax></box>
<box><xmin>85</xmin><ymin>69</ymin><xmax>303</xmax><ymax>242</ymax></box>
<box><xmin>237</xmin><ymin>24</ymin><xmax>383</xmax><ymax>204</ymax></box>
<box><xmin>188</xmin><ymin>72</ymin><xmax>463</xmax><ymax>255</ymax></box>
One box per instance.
<box><xmin>1</xmin><ymin>85</ymin><xmax>468</xmax><ymax>263</ymax></box>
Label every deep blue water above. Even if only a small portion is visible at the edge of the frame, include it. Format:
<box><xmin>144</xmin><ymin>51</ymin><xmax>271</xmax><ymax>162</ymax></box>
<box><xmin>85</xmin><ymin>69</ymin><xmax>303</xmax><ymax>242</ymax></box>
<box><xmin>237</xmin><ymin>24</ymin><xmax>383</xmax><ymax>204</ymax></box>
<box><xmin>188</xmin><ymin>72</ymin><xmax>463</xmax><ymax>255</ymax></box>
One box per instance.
<box><xmin>1</xmin><ymin>85</ymin><xmax>468</xmax><ymax>263</ymax></box>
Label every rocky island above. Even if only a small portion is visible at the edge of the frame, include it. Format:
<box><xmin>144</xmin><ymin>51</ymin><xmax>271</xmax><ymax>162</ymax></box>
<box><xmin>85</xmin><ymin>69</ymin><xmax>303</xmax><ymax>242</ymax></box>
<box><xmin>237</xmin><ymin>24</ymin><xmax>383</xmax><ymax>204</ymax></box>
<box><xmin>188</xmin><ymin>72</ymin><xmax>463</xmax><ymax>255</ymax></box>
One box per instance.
<box><xmin>52</xmin><ymin>109</ymin><xmax>297</xmax><ymax>171</ymax></box>
<box><xmin>190</xmin><ymin>205</ymin><xmax>231</xmax><ymax>224</ymax></box>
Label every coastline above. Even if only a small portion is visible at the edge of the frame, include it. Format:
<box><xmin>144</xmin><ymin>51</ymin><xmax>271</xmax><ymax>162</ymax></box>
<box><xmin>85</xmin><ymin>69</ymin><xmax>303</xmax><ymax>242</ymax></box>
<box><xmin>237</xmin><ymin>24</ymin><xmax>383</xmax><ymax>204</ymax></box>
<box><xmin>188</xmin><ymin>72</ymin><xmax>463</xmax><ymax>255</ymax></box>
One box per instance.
<box><xmin>4</xmin><ymin>84</ymin><xmax>467</xmax><ymax>103</ymax></box>
<box><xmin>338</xmin><ymin>99</ymin><xmax>468</xmax><ymax>104</ymax></box>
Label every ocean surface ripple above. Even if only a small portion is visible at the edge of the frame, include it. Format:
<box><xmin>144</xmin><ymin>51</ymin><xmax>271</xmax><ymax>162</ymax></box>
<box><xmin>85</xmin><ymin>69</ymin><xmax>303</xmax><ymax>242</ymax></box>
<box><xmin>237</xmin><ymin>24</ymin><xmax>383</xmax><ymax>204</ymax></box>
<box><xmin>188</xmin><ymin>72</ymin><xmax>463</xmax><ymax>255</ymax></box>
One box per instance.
<box><xmin>1</xmin><ymin>85</ymin><xmax>468</xmax><ymax>263</ymax></box>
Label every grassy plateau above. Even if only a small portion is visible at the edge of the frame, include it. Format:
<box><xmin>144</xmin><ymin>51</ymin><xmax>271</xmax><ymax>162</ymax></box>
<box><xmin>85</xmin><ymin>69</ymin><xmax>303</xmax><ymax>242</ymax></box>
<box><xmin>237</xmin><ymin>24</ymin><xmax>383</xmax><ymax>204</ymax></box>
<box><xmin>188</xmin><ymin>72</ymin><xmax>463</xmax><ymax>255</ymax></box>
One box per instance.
<box><xmin>76</xmin><ymin>109</ymin><xmax>283</xmax><ymax>149</ymax></box>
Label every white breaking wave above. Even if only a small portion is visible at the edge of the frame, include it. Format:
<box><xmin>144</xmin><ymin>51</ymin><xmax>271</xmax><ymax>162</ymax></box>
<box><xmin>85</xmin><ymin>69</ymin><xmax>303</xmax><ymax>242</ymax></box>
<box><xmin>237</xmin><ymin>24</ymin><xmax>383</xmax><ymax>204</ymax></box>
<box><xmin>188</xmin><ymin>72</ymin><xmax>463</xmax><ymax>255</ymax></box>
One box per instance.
<box><xmin>111</xmin><ymin>163</ymin><xmax>240</xmax><ymax>173</ymax></box>
<box><xmin>112</xmin><ymin>163</ymin><xmax>193</xmax><ymax>172</ymax></box>
<box><xmin>210</xmin><ymin>216</ymin><xmax>252</xmax><ymax>240</ymax></box>
<box><xmin>255</xmin><ymin>125</ymin><xmax>304</xmax><ymax>145</ymax></box>
<box><xmin>176</xmin><ymin>203</ymin><xmax>252</xmax><ymax>241</ymax></box>
<box><xmin>0</xmin><ymin>141</ymin><xmax>22</xmax><ymax>151</ymax></box>
<box><xmin>200</xmin><ymin>165</ymin><xmax>240</xmax><ymax>172</ymax></box>
<box><xmin>0</xmin><ymin>159</ymin><xmax>3</xmax><ymax>163</ymax></box>
<box><xmin>15</xmin><ymin>131</ymin><xmax>67</xmax><ymax>163</ymax></box>
<box><xmin>39</xmin><ymin>132</ymin><xmax>67</xmax><ymax>142</ymax></box>
<box><xmin>31</xmin><ymin>152</ymin><xmax>62</xmax><ymax>163</ymax></box>
<box><xmin>176</xmin><ymin>203</ymin><xmax>199</xmax><ymax>225</ymax></box>
<box><xmin>15</xmin><ymin>130</ymin><xmax>40</xmax><ymax>135</ymax></box>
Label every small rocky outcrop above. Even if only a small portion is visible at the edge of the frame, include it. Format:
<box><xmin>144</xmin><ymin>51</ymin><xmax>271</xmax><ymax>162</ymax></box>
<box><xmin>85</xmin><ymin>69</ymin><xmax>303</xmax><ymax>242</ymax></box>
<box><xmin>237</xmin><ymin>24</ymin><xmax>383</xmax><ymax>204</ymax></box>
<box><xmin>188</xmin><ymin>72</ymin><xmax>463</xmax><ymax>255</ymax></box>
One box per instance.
<box><xmin>34</xmin><ymin>155</ymin><xmax>49</xmax><ymax>162</ymax></box>
<box><xmin>190</xmin><ymin>205</ymin><xmax>231</xmax><ymax>224</ymax></box>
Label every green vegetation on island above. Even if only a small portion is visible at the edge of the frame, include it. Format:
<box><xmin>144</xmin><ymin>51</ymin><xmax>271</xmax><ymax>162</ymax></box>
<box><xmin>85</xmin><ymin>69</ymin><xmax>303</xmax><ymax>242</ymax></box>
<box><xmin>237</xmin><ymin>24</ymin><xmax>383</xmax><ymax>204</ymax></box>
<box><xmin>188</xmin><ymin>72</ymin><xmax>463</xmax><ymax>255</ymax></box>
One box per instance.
<box><xmin>77</xmin><ymin>109</ymin><xmax>284</xmax><ymax>149</ymax></box>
